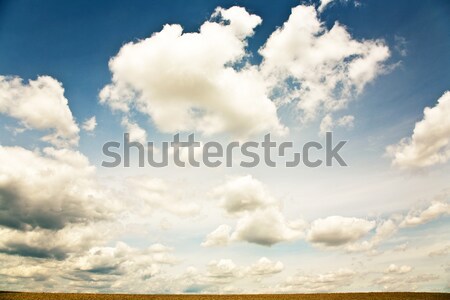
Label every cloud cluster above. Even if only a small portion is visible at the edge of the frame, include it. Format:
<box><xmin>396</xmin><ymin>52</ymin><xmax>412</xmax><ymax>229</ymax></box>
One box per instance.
<box><xmin>214</xmin><ymin>175</ymin><xmax>277</xmax><ymax>215</ymax></box>
<box><xmin>260</xmin><ymin>5</ymin><xmax>389</xmax><ymax>122</ymax></box>
<box><xmin>387</xmin><ymin>91</ymin><xmax>450</xmax><ymax>169</ymax></box>
<box><xmin>0</xmin><ymin>241</ymin><xmax>179</xmax><ymax>293</ymax></box>
<box><xmin>282</xmin><ymin>268</ymin><xmax>356</xmax><ymax>292</ymax></box>
<box><xmin>0</xmin><ymin>225</ymin><xmax>109</xmax><ymax>261</ymax></box>
<box><xmin>306</xmin><ymin>216</ymin><xmax>375</xmax><ymax>247</ymax></box>
<box><xmin>180</xmin><ymin>256</ymin><xmax>283</xmax><ymax>292</ymax></box>
<box><xmin>204</xmin><ymin>177</ymin><xmax>449</xmax><ymax>252</ymax></box>
<box><xmin>0</xmin><ymin>145</ymin><xmax>118</xmax><ymax>260</ymax></box>
<box><xmin>373</xmin><ymin>273</ymin><xmax>439</xmax><ymax>291</ymax></box>
<box><xmin>66</xmin><ymin>242</ymin><xmax>177</xmax><ymax>287</ymax></box>
<box><xmin>101</xmin><ymin>4</ymin><xmax>390</xmax><ymax>137</ymax></box>
<box><xmin>203</xmin><ymin>175</ymin><xmax>304</xmax><ymax>247</ymax></box>
<box><xmin>345</xmin><ymin>219</ymin><xmax>398</xmax><ymax>253</ymax></box>
<box><xmin>100</xmin><ymin>6</ymin><xmax>286</xmax><ymax>138</ymax></box>
<box><xmin>0</xmin><ymin>76</ymin><xmax>80</xmax><ymax>147</ymax></box>
<box><xmin>0</xmin><ymin>146</ymin><xmax>111</xmax><ymax>231</ymax></box>
<box><xmin>247</xmin><ymin>257</ymin><xmax>284</xmax><ymax>276</ymax></box>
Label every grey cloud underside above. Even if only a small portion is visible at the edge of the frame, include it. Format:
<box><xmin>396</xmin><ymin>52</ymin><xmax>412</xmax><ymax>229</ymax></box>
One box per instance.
<box><xmin>0</xmin><ymin>243</ymin><xmax>67</xmax><ymax>260</ymax></box>
<box><xmin>0</xmin><ymin>188</ymin><xmax>97</xmax><ymax>231</ymax></box>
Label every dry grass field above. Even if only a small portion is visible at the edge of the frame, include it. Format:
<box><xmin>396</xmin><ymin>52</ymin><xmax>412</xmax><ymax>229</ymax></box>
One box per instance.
<box><xmin>0</xmin><ymin>293</ymin><xmax>449</xmax><ymax>300</ymax></box>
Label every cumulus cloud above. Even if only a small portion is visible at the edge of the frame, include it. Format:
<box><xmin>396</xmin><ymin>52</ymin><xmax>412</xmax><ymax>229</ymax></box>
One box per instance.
<box><xmin>100</xmin><ymin>6</ymin><xmax>286</xmax><ymax>138</ymax></box>
<box><xmin>346</xmin><ymin>219</ymin><xmax>398</xmax><ymax>253</ymax></box>
<box><xmin>203</xmin><ymin>176</ymin><xmax>305</xmax><ymax>247</ymax></box>
<box><xmin>121</xmin><ymin>117</ymin><xmax>147</xmax><ymax>144</ymax></box>
<box><xmin>201</xmin><ymin>224</ymin><xmax>231</xmax><ymax>247</ymax></box>
<box><xmin>213</xmin><ymin>175</ymin><xmax>277</xmax><ymax>215</ymax></box>
<box><xmin>205</xmin><ymin>181</ymin><xmax>449</xmax><ymax>251</ymax></box>
<box><xmin>0</xmin><ymin>240</ymin><xmax>182</xmax><ymax>294</ymax></box>
<box><xmin>260</xmin><ymin>5</ymin><xmax>390</xmax><ymax>122</ymax></box>
<box><xmin>205</xmin><ymin>259</ymin><xmax>243</xmax><ymax>283</ymax></box>
<box><xmin>0</xmin><ymin>76</ymin><xmax>80</xmax><ymax>147</ymax></box>
<box><xmin>247</xmin><ymin>257</ymin><xmax>283</xmax><ymax>276</ymax></box>
<box><xmin>387</xmin><ymin>91</ymin><xmax>450</xmax><ymax>169</ymax></box>
<box><xmin>101</xmin><ymin>4</ymin><xmax>390</xmax><ymax>137</ymax></box>
<box><xmin>0</xmin><ymin>144</ymin><xmax>120</xmax><ymax>261</ymax></box>
<box><xmin>68</xmin><ymin>242</ymin><xmax>177</xmax><ymax>281</ymax></box>
<box><xmin>81</xmin><ymin>116</ymin><xmax>97</xmax><ymax>132</ymax></box>
<box><xmin>0</xmin><ymin>146</ymin><xmax>112</xmax><ymax>231</ymax></box>
<box><xmin>0</xmin><ymin>224</ymin><xmax>111</xmax><ymax>260</ymax></box>
<box><xmin>231</xmin><ymin>208</ymin><xmax>304</xmax><ymax>246</ymax></box>
<box><xmin>307</xmin><ymin>216</ymin><xmax>375</xmax><ymax>247</ymax></box>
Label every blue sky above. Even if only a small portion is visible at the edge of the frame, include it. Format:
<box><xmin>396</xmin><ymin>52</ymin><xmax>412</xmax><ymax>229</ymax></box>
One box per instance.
<box><xmin>1</xmin><ymin>0</ymin><xmax>449</xmax><ymax>163</ymax></box>
<box><xmin>0</xmin><ymin>0</ymin><xmax>449</xmax><ymax>294</ymax></box>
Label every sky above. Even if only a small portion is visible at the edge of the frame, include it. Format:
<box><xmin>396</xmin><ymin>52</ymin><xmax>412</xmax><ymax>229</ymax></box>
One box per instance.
<box><xmin>0</xmin><ymin>0</ymin><xmax>449</xmax><ymax>294</ymax></box>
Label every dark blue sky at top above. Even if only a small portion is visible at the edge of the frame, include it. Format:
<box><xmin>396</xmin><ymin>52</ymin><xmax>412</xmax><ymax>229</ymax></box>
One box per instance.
<box><xmin>0</xmin><ymin>0</ymin><xmax>449</xmax><ymax>153</ymax></box>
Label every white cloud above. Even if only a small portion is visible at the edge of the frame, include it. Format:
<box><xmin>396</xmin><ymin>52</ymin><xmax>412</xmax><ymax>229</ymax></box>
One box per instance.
<box><xmin>231</xmin><ymin>207</ymin><xmax>304</xmax><ymax>246</ymax></box>
<box><xmin>81</xmin><ymin>116</ymin><xmax>97</xmax><ymax>132</ymax></box>
<box><xmin>260</xmin><ymin>5</ymin><xmax>389</xmax><ymax>122</ymax></box>
<box><xmin>213</xmin><ymin>175</ymin><xmax>277</xmax><ymax>215</ymax></box>
<box><xmin>394</xmin><ymin>35</ymin><xmax>408</xmax><ymax>57</ymax></box>
<box><xmin>247</xmin><ymin>257</ymin><xmax>283</xmax><ymax>276</ymax></box>
<box><xmin>0</xmin><ymin>146</ymin><xmax>112</xmax><ymax>231</ymax></box>
<box><xmin>203</xmin><ymin>176</ymin><xmax>305</xmax><ymax>247</ymax></box>
<box><xmin>69</xmin><ymin>241</ymin><xmax>176</xmax><ymax>278</ymax></box>
<box><xmin>201</xmin><ymin>224</ymin><xmax>231</xmax><ymax>247</ymax></box>
<box><xmin>373</xmin><ymin>273</ymin><xmax>439</xmax><ymax>291</ymax></box>
<box><xmin>400</xmin><ymin>200</ymin><xmax>450</xmax><ymax>228</ymax></box>
<box><xmin>386</xmin><ymin>264</ymin><xmax>412</xmax><ymax>274</ymax></box>
<box><xmin>0</xmin><ymin>264</ymin><xmax>51</xmax><ymax>282</ymax></box>
<box><xmin>121</xmin><ymin>117</ymin><xmax>147</xmax><ymax>144</ymax></box>
<box><xmin>337</xmin><ymin>115</ymin><xmax>355</xmax><ymax>128</ymax></box>
<box><xmin>0</xmin><ymin>224</ymin><xmax>107</xmax><ymax>261</ymax></box>
<box><xmin>319</xmin><ymin>114</ymin><xmax>354</xmax><ymax>135</ymax></box>
<box><xmin>307</xmin><ymin>216</ymin><xmax>375</xmax><ymax>247</ymax></box>
<box><xmin>346</xmin><ymin>219</ymin><xmax>398</xmax><ymax>252</ymax></box>
<box><xmin>181</xmin><ymin>257</ymin><xmax>283</xmax><ymax>290</ymax></box>
<box><xmin>0</xmin><ymin>145</ymin><xmax>120</xmax><ymax>261</ymax></box>
<box><xmin>282</xmin><ymin>268</ymin><xmax>356</xmax><ymax>292</ymax></box>
<box><xmin>100</xmin><ymin>7</ymin><xmax>286</xmax><ymax>138</ymax></box>
<box><xmin>428</xmin><ymin>243</ymin><xmax>450</xmax><ymax>257</ymax></box>
<box><xmin>205</xmin><ymin>259</ymin><xmax>243</xmax><ymax>283</ymax></box>
<box><xmin>0</xmin><ymin>76</ymin><xmax>80</xmax><ymax>147</ymax></box>
<box><xmin>318</xmin><ymin>0</ymin><xmax>335</xmax><ymax>13</ymax></box>
<box><xmin>319</xmin><ymin>114</ymin><xmax>334</xmax><ymax>135</ymax></box>
<box><xmin>100</xmin><ymin>4</ymin><xmax>390</xmax><ymax>137</ymax></box>
<box><xmin>387</xmin><ymin>91</ymin><xmax>450</xmax><ymax>169</ymax></box>
<box><xmin>37</xmin><ymin>241</ymin><xmax>181</xmax><ymax>293</ymax></box>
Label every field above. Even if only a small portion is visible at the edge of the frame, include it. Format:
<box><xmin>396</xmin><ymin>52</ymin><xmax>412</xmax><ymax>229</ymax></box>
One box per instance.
<box><xmin>0</xmin><ymin>293</ymin><xmax>449</xmax><ymax>300</ymax></box>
